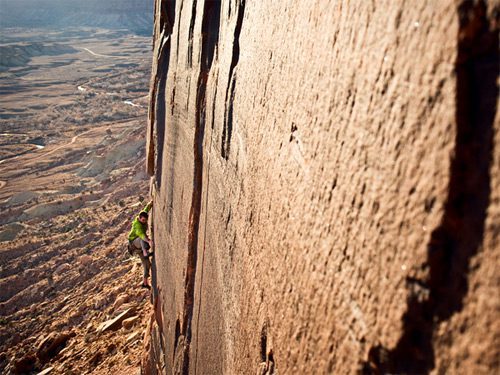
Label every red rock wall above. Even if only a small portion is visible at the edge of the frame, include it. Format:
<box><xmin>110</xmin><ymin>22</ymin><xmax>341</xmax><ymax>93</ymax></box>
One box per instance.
<box><xmin>146</xmin><ymin>1</ymin><xmax>499</xmax><ymax>373</ymax></box>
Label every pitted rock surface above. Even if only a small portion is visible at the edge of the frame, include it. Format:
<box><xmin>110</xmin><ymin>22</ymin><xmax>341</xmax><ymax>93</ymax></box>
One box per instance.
<box><xmin>145</xmin><ymin>1</ymin><xmax>499</xmax><ymax>374</ymax></box>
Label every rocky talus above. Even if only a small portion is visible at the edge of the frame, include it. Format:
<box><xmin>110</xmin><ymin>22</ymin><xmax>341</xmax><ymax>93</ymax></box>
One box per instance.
<box><xmin>0</xmin><ymin>121</ymin><xmax>153</xmax><ymax>374</ymax></box>
<box><xmin>0</xmin><ymin>58</ymin><xmax>154</xmax><ymax>373</ymax></box>
<box><xmin>145</xmin><ymin>1</ymin><xmax>499</xmax><ymax>374</ymax></box>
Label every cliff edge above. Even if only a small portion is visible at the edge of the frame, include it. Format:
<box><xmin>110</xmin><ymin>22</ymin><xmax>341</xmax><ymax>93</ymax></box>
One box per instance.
<box><xmin>145</xmin><ymin>1</ymin><xmax>499</xmax><ymax>373</ymax></box>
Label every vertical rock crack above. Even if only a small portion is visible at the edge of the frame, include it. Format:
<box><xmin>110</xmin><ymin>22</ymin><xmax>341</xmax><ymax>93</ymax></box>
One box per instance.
<box><xmin>179</xmin><ymin>1</ymin><xmax>221</xmax><ymax>374</ymax></box>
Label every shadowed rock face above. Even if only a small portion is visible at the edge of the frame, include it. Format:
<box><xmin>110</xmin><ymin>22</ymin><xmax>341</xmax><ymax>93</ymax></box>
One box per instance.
<box><xmin>0</xmin><ymin>0</ymin><xmax>154</xmax><ymax>35</ymax></box>
<box><xmin>145</xmin><ymin>1</ymin><xmax>499</xmax><ymax>374</ymax></box>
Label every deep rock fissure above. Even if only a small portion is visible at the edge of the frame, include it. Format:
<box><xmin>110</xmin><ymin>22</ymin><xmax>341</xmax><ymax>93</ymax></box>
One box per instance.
<box><xmin>181</xmin><ymin>69</ymin><xmax>206</xmax><ymax>375</ymax></box>
<box><xmin>187</xmin><ymin>0</ymin><xmax>198</xmax><ymax>68</ymax></box>
<box><xmin>363</xmin><ymin>1</ymin><xmax>498</xmax><ymax>373</ymax></box>
<box><xmin>176</xmin><ymin>0</ymin><xmax>185</xmax><ymax>65</ymax></box>
<box><xmin>193</xmin><ymin>73</ymin><xmax>218</xmax><ymax>374</ymax></box>
<box><xmin>221</xmin><ymin>0</ymin><xmax>245</xmax><ymax>159</ymax></box>
<box><xmin>156</xmin><ymin>0</ymin><xmax>177</xmax><ymax>175</ymax></box>
<box><xmin>149</xmin><ymin>0</ymin><xmax>175</xmax><ymax>176</ymax></box>
<box><xmin>154</xmin><ymin>44</ymin><xmax>169</xmax><ymax>188</ymax></box>
<box><xmin>179</xmin><ymin>1</ymin><xmax>222</xmax><ymax>374</ymax></box>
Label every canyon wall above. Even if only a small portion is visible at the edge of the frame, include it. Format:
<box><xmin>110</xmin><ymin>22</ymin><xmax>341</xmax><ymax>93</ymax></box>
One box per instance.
<box><xmin>146</xmin><ymin>0</ymin><xmax>499</xmax><ymax>373</ymax></box>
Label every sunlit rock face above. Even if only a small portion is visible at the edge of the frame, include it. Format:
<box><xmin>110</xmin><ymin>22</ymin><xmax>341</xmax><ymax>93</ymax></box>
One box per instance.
<box><xmin>0</xmin><ymin>0</ymin><xmax>154</xmax><ymax>35</ymax></box>
<box><xmin>146</xmin><ymin>1</ymin><xmax>499</xmax><ymax>374</ymax></box>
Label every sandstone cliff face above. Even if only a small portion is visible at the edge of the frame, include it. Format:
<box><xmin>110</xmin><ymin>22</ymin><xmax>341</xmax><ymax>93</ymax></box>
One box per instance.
<box><xmin>146</xmin><ymin>1</ymin><xmax>499</xmax><ymax>373</ymax></box>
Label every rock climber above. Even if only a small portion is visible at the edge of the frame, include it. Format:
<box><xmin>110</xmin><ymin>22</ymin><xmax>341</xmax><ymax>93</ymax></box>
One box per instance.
<box><xmin>128</xmin><ymin>200</ymin><xmax>154</xmax><ymax>288</ymax></box>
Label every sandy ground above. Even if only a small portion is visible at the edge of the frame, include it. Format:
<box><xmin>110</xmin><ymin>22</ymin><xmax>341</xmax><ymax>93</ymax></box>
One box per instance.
<box><xmin>0</xmin><ymin>29</ymin><xmax>154</xmax><ymax>374</ymax></box>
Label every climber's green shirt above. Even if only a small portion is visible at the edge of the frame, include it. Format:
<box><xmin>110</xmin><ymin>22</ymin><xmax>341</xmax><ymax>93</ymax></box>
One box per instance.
<box><xmin>128</xmin><ymin>202</ymin><xmax>152</xmax><ymax>242</ymax></box>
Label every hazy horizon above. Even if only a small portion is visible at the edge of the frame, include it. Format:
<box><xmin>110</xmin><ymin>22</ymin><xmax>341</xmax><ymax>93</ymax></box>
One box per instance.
<box><xmin>0</xmin><ymin>0</ymin><xmax>154</xmax><ymax>35</ymax></box>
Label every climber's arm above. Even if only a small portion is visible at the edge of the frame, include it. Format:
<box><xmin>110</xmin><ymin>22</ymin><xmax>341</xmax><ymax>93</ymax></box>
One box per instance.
<box><xmin>141</xmin><ymin>200</ymin><xmax>153</xmax><ymax>214</ymax></box>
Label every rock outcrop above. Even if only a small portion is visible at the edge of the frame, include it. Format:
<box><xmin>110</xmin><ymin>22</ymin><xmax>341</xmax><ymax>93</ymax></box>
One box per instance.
<box><xmin>146</xmin><ymin>1</ymin><xmax>499</xmax><ymax>373</ymax></box>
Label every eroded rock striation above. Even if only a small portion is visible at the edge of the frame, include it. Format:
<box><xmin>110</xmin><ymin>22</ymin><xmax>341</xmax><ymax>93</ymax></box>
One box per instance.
<box><xmin>145</xmin><ymin>1</ymin><xmax>499</xmax><ymax>373</ymax></box>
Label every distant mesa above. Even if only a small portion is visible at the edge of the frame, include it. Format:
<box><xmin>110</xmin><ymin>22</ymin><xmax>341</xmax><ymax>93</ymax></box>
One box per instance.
<box><xmin>0</xmin><ymin>43</ymin><xmax>78</xmax><ymax>71</ymax></box>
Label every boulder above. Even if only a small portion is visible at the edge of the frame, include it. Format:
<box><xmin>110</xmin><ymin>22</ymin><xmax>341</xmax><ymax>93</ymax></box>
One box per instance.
<box><xmin>54</xmin><ymin>263</ymin><xmax>70</xmax><ymax>275</ymax></box>
<box><xmin>36</xmin><ymin>331</ymin><xmax>74</xmax><ymax>362</ymax></box>
<box><xmin>78</xmin><ymin>254</ymin><xmax>93</xmax><ymax>266</ymax></box>
<box><xmin>115</xmin><ymin>302</ymin><xmax>134</xmax><ymax>315</ymax></box>
<box><xmin>24</xmin><ymin>268</ymin><xmax>38</xmax><ymax>279</ymax></box>
<box><xmin>12</xmin><ymin>353</ymin><xmax>36</xmax><ymax>374</ymax></box>
<box><xmin>98</xmin><ymin>308</ymin><xmax>132</xmax><ymax>333</ymax></box>
<box><xmin>126</xmin><ymin>330</ymin><xmax>141</xmax><ymax>343</ymax></box>
<box><xmin>113</xmin><ymin>294</ymin><xmax>129</xmax><ymax>310</ymax></box>
<box><xmin>93</xmin><ymin>294</ymin><xmax>108</xmax><ymax>310</ymax></box>
<box><xmin>122</xmin><ymin>315</ymin><xmax>140</xmax><ymax>330</ymax></box>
